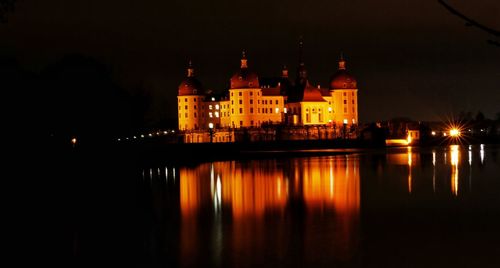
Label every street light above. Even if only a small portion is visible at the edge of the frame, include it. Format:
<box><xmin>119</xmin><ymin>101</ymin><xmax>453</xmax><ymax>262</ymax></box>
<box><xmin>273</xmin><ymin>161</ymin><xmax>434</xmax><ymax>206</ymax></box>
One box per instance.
<box><xmin>209</xmin><ymin>123</ymin><xmax>214</xmax><ymax>143</ymax></box>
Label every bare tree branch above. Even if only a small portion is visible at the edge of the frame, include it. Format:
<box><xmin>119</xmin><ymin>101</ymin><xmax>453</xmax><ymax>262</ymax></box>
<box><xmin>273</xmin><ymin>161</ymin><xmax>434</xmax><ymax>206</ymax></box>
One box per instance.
<box><xmin>0</xmin><ymin>0</ymin><xmax>16</xmax><ymax>23</ymax></box>
<box><xmin>438</xmin><ymin>0</ymin><xmax>500</xmax><ymax>46</ymax></box>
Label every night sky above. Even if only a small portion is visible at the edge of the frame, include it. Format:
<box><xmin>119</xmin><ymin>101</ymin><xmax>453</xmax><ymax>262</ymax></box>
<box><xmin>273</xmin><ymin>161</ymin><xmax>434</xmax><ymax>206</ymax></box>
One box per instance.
<box><xmin>1</xmin><ymin>0</ymin><xmax>498</xmax><ymax>123</ymax></box>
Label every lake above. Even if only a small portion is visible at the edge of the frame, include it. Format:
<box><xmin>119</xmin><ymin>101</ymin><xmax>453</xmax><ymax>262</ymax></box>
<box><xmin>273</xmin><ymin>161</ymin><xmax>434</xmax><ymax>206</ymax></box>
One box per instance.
<box><xmin>66</xmin><ymin>144</ymin><xmax>500</xmax><ymax>267</ymax></box>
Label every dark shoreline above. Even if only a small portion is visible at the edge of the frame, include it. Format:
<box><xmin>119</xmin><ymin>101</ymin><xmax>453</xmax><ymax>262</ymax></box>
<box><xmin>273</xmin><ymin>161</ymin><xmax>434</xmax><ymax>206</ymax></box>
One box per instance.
<box><xmin>107</xmin><ymin>137</ymin><xmax>500</xmax><ymax>166</ymax></box>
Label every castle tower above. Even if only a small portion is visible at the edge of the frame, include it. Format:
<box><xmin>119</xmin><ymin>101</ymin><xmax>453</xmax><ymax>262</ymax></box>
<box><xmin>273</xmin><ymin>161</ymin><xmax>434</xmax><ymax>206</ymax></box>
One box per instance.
<box><xmin>177</xmin><ymin>60</ymin><xmax>205</xmax><ymax>130</ymax></box>
<box><xmin>228</xmin><ymin>50</ymin><xmax>262</xmax><ymax>128</ymax></box>
<box><xmin>329</xmin><ymin>53</ymin><xmax>359</xmax><ymax>127</ymax></box>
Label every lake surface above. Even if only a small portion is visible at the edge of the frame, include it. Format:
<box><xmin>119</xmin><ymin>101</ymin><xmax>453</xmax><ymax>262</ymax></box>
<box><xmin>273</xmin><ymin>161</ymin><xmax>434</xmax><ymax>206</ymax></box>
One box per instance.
<box><xmin>128</xmin><ymin>144</ymin><xmax>500</xmax><ymax>267</ymax></box>
<box><xmin>66</xmin><ymin>144</ymin><xmax>500</xmax><ymax>267</ymax></box>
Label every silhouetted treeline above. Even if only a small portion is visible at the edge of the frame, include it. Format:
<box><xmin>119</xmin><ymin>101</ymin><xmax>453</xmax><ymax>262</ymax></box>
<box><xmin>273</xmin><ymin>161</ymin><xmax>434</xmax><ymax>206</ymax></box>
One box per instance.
<box><xmin>0</xmin><ymin>0</ymin><xmax>15</xmax><ymax>23</ymax></box>
<box><xmin>3</xmin><ymin>54</ymin><xmax>152</xmax><ymax>145</ymax></box>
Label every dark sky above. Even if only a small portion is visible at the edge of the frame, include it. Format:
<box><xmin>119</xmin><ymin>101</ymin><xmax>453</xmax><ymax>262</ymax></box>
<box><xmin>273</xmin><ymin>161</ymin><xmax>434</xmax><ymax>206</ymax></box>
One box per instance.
<box><xmin>1</xmin><ymin>0</ymin><xmax>499</xmax><ymax>123</ymax></box>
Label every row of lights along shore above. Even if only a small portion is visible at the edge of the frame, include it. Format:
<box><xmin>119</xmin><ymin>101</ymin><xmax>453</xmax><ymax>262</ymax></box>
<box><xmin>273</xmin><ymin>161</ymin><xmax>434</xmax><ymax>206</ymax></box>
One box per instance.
<box><xmin>116</xmin><ymin>130</ymin><xmax>176</xmax><ymax>142</ymax></box>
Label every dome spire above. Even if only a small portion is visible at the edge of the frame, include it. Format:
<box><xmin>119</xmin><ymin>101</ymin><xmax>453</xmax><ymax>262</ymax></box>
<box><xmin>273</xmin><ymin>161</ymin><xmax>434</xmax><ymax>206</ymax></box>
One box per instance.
<box><xmin>338</xmin><ymin>52</ymin><xmax>346</xmax><ymax>70</ymax></box>
<box><xmin>241</xmin><ymin>50</ymin><xmax>248</xmax><ymax>69</ymax></box>
<box><xmin>297</xmin><ymin>36</ymin><xmax>308</xmax><ymax>81</ymax></box>
<box><xmin>298</xmin><ymin>36</ymin><xmax>304</xmax><ymax>66</ymax></box>
<box><xmin>187</xmin><ymin>59</ymin><xmax>194</xmax><ymax>77</ymax></box>
<box><xmin>281</xmin><ymin>65</ymin><xmax>288</xmax><ymax>78</ymax></box>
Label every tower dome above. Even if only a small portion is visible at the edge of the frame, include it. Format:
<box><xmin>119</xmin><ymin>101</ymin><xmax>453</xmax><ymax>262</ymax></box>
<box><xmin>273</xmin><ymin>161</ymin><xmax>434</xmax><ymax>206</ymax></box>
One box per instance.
<box><xmin>178</xmin><ymin>60</ymin><xmax>204</xmax><ymax>95</ymax></box>
<box><xmin>329</xmin><ymin>54</ymin><xmax>357</xmax><ymax>89</ymax></box>
<box><xmin>230</xmin><ymin>50</ymin><xmax>260</xmax><ymax>89</ymax></box>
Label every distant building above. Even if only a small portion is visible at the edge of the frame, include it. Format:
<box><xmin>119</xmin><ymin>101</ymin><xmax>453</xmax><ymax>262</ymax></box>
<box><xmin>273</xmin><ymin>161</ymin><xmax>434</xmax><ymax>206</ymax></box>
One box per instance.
<box><xmin>177</xmin><ymin>41</ymin><xmax>360</xmax><ymax>142</ymax></box>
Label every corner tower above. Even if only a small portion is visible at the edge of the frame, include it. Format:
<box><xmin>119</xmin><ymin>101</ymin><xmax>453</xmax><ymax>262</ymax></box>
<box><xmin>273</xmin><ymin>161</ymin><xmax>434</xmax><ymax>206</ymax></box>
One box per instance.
<box><xmin>177</xmin><ymin>60</ymin><xmax>205</xmax><ymax>130</ymax></box>
<box><xmin>329</xmin><ymin>53</ymin><xmax>359</xmax><ymax>127</ymax></box>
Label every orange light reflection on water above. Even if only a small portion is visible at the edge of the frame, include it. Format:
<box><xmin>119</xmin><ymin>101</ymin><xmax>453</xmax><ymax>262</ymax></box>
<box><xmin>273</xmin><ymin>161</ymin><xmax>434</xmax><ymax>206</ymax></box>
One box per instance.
<box><xmin>450</xmin><ymin>145</ymin><xmax>459</xmax><ymax>196</ymax></box>
<box><xmin>178</xmin><ymin>156</ymin><xmax>361</xmax><ymax>263</ymax></box>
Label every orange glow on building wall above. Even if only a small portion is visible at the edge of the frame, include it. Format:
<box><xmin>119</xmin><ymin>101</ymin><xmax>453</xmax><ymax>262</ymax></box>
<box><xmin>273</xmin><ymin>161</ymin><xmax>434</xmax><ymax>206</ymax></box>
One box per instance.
<box><xmin>177</xmin><ymin>47</ymin><xmax>359</xmax><ymax>134</ymax></box>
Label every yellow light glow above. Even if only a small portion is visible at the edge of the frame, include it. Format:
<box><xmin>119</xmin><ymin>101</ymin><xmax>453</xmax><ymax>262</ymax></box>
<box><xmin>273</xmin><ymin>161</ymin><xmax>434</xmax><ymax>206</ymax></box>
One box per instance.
<box><xmin>71</xmin><ymin>138</ymin><xmax>77</xmax><ymax>145</ymax></box>
<box><xmin>407</xmin><ymin>133</ymin><xmax>412</xmax><ymax>145</ymax></box>
<box><xmin>449</xmin><ymin>128</ymin><xmax>460</xmax><ymax>137</ymax></box>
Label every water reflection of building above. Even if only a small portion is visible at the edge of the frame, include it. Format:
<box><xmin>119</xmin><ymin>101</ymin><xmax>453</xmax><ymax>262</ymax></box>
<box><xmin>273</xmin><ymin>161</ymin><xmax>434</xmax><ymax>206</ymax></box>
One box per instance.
<box><xmin>177</xmin><ymin>156</ymin><xmax>361</xmax><ymax>265</ymax></box>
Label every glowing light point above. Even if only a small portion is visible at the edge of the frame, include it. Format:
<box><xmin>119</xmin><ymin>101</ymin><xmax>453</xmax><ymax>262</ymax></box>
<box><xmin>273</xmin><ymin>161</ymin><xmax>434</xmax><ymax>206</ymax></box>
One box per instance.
<box><xmin>449</xmin><ymin>128</ymin><xmax>460</xmax><ymax>137</ymax></box>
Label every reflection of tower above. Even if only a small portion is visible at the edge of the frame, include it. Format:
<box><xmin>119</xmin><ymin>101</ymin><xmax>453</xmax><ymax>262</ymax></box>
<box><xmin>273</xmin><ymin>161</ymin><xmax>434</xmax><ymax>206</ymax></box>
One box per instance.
<box><xmin>407</xmin><ymin>147</ymin><xmax>412</xmax><ymax>194</ymax></box>
<box><xmin>450</xmin><ymin>145</ymin><xmax>459</xmax><ymax>196</ymax></box>
<box><xmin>301</xmin><ymin>156</ymin><xmax>360</xmax><ymax>260</ymax></box>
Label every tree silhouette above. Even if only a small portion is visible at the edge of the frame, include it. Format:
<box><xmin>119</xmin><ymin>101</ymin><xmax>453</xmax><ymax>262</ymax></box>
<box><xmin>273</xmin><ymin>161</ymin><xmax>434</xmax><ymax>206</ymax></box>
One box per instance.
<box><xmin>40</xmin><ymin>54</ymin><xmax>135</xmax><ymax>143</ymax></box>
<box><xmin>438</xmin><ymin>0</ymin><xmax>500</xmax><ymax>47</ymax></box>
<box><xmin>0</xmin><ymin>0</ymin><xmax>15</xmax><ymax>23</ymax></box>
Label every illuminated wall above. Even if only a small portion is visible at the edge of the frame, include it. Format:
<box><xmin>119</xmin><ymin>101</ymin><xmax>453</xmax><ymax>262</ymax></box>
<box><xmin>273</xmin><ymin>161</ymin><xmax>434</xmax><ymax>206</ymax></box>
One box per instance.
<box><xmin>331</xmin><ymin>89</ymin><xmax>358</xmax><ymax>126</ymax></box>
<box><xmin>177</xmin><ymin>95</ymin><xmax>205</xmax><ymax>130</ymax></box>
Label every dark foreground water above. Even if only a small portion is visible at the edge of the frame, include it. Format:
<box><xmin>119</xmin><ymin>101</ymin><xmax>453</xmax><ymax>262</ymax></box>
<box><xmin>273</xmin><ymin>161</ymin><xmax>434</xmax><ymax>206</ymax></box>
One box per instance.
<box><xmin>51</xmin><ymin>144</ymin><xmax>500</xmax><ymax>267</ymax></box>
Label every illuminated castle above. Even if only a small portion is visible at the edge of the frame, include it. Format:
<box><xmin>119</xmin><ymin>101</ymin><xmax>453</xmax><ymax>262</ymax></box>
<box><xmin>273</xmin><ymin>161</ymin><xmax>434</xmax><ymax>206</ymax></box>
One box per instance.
<box><xmin>177</xmin><ymin>41</ymin><xmax>359</xmax><ymax>134</ymax></box>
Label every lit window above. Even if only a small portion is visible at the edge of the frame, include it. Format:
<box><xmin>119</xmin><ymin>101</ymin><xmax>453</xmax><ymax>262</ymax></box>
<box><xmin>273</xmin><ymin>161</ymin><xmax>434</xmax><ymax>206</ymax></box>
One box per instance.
<box><xmin>215</xmin><ymin>111</ymin><xmax>219</xmax><ymax>118</ymax></box>
<box><xmin>284</xmin><ymin>108</ymin><xmax>287</xmax><ymax>113</ymax></box>
<box><xmin>209</xmin><ymin>112</ymin><xmax>213</xmax><ymax>118</ymax></box>
<box><xmin>209</xmin><ymin>105</ymin><xmax>213</xmax><ymax>110</ymax></box>
<box><xmin>275</xmin><ymin>107</ymin><xmax>279</xmax><ymax>113</ymax></box>
<box><xmin>328</xmin><ymin>107</ymin><xmax>332</xmax><ymax>112</ymax></box>
<box><xmin>215</xmin><ymin>104</ymin><xmax>219</xmax><ymax>110</ymax></box>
